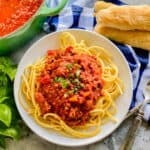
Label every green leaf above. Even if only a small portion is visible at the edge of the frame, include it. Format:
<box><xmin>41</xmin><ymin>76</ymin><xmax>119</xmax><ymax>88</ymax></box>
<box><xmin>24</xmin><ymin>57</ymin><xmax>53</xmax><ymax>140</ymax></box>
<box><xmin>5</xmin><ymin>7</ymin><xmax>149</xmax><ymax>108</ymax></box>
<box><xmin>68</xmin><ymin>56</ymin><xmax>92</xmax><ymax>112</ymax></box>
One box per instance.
<box><xmin>0</xmin><ymin>136</ymin><xmax>6</xmax><ymax>149</ymax></box>
<box><xmin>4</xmin><ymin>66</ymin><xmax>17</xmax><ymax>81</ymax></box>
<box><xmin>0</xmin><ymin>97</ymin><xmax>8</xmax><ymax>104</ymax></box>
<box><xmin>0</xmin><ymin>57</ymin><xmax>17</xmax><ymax>81</ymax></box>
<box><xmin>5</xmin><ymin>98</ymin><xmax>20</xmax><ymax>123</ymax></box>
<box><xmin>0</xmin><ymin>104</ymin><xmax>12</xmax><ymax>127</ymax></box>
<box><xmin>0</xmin><ymin>57</ymin><xmax>21</xmax><ymax>148</ymax></box>
<box><xmin>0</xmin><ymin>127</ymin><xmax>20</xmax><ymax>140</ymax></box>
<box><xmin>0</xmin><ymin>57</ymin><xmax>14</xmax><ymax>67</ymax></box>
<box><xmin>0</xmin><ymin>73</ymin><xmax>10</xmax><ymax>98</ymax></box>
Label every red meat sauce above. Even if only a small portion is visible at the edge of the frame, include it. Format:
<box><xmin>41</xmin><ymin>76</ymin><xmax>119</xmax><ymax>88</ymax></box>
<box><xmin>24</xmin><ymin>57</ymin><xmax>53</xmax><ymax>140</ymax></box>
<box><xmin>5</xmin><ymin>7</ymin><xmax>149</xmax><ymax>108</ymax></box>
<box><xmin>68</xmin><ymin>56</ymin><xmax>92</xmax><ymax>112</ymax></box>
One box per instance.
<box><xmin>0</xmin><ymin>0</ymin><xmax>43</xmax><ymax>37</ymax></box>
<box><xmin>35</xmin><ymin>46</ymin><xmax>104</xmax><ymax>126</ymax></box>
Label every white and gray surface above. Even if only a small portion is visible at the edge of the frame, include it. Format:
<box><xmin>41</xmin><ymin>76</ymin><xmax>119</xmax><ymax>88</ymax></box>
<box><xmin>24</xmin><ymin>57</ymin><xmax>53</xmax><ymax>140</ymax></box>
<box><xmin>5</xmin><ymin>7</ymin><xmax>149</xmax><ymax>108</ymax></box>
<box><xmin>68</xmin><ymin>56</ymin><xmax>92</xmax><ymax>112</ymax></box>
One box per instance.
<box><xmin>5</xmin><ymin>0</ymin><xmax>150</xmax><ymax>150</ymax></box>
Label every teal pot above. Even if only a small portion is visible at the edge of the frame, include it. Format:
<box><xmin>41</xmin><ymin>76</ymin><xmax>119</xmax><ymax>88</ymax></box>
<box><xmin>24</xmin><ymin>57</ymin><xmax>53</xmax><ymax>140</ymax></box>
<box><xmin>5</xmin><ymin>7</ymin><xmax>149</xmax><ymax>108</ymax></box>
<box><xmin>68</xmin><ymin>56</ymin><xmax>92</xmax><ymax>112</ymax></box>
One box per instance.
<box><xmin>0</xmin><ymin>0</ymin><xmax>68</xmax><ymax>55</ymax></box>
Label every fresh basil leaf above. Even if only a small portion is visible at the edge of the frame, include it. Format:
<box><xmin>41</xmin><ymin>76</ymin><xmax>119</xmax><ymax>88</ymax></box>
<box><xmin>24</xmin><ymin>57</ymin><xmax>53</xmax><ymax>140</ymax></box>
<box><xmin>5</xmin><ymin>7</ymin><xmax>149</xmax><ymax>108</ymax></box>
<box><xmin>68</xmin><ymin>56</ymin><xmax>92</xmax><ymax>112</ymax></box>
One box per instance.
<box><xmin>0</xmin><ymin>73</ymin><xmax>10</xmax><ymax>98</ymax></box>
<box><xmin>4</xmin><ymin>66</ymin><xmax>17</xmax><ymax>81</ymax></box>
<box><xmin>0</xmin><ymin>57</ymin><xmax>17</xmax><ymax>81</ymax></box>
<box><xmin>0</xmin><ymin>57</ymin><xmax>21</xmax><ymax>149</ymax></box>
<box><xmin>0</xmin><ymin>97</ymin><xmax>8</xmax><ymax>104</ymax></box>
<box><xmin>5</xmin><ymin>98</ymin><xmax>20</xmax><ymax>123</ymax></box>
<box><xmin>0</xmin><ymin>127</ymin><xmax>20</xmax><ymax>140</ymax></box>
<box><xmin>0</xmin><ymin>57</ymin><xmax>14</xmax><ymax>67</ymax></box>
<box><xmin>0</xmin><ymin>136</ymin><xmax>6</xmax><ymax>149</ymax></box>
<box><xmin>0</xmin><ymin>104</ymin><xmax>11</xmax><ymax>127</ymax></box>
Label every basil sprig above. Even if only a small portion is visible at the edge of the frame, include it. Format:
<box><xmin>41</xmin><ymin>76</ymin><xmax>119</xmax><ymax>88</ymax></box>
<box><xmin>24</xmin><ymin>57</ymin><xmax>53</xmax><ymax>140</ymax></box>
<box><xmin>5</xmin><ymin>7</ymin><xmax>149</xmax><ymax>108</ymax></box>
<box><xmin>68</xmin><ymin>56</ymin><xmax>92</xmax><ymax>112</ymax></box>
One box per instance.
<box><xmin>0</xmin><ymin>57</ymin><xmax>20</xmax><ymax>148</ymax></box>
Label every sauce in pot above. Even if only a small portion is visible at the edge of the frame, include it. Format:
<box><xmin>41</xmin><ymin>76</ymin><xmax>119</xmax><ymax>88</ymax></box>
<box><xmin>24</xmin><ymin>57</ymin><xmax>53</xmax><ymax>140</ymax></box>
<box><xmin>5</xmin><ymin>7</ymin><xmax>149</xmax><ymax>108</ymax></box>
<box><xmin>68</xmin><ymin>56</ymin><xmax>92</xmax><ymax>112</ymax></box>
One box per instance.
<box><xmin>0</xmin><ymin>0</ymin><xmax>43</xmax><ymax>37</ymax></box>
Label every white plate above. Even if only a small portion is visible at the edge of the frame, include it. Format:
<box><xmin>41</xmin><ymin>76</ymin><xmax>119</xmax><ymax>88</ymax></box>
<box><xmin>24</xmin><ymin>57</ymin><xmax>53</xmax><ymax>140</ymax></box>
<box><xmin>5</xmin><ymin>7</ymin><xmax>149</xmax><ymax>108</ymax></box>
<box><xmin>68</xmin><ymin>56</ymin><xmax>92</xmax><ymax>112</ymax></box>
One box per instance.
<box><xmin>14</xmin><ymin>29</ymin><xmax>133</xmax><ymax>147</ymax></box>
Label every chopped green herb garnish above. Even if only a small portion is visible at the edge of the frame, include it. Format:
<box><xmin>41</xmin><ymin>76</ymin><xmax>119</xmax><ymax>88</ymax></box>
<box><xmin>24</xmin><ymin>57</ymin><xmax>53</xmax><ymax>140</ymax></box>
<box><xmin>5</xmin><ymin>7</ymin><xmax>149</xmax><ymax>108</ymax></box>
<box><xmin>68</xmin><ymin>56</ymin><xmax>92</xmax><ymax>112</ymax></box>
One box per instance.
<box><xmin>54</xmin><ymin>77</ymin><xmax>69</xmax><ymax>89</ymax></box>
<box><xmin>54</xmin><ymin>76</ymin><xmax>64</xmax><ymax>82</ymax></box>
<box><xmin>64</xmin><ymin>90</ymin><xmax>74</xmax><ymax>98</ymax></box>
<box><xmin>66</xmin><ymin>63</ymin><xmax>74</xmax><ymax>71</ymax></box>
<box><xmin>75</xmin><ymin>69</ymin><xmax>81</xmax><ymax>78</ymax></box>
<box><xmin>68</xmin><ymin>90</ymin><xmax>74</xmax><ymax>94</ymax></box>
<box><xmin>61</xmin><ymin>79</ymin><xmax>69</xmax><ymax>89</ymax></box>
<box><xmin>72</xmin><ymin>78</ymin><xmax>80</xmax><ymax>84</ymax></box>
<box><xmin>79</xmin><ymin>83</ymin><xmax>84</xmax><ymax>88</ymax></box>
<box><xmin>73</xmin><ymin>87</ymin><xmax>79</xmax><ymax>93</ymax></box>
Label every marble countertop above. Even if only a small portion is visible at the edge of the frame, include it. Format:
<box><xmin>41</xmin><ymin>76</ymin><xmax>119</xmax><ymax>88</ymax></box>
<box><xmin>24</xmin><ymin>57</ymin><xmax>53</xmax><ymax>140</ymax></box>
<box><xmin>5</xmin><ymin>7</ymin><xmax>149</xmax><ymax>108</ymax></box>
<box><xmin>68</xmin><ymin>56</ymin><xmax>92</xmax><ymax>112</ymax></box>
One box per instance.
<box><xmin>4</xmin><ymin>0</ymin><xmax>150</xmax><ymax>150</ymax></box>
<box><xmin>6</xmin><ymin>118</ymin><xmax>150</xmax><ymax>150</ymax></box>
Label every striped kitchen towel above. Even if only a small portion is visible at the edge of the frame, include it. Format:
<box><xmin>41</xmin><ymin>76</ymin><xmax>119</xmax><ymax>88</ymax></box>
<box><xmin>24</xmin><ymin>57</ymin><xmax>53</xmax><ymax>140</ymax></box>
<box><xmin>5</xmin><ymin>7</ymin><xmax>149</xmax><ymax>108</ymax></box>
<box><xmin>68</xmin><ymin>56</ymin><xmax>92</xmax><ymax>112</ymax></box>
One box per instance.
<box><xmin>43</xmin><ymin>0</ymin><xmax>150</xmax><ymax>122</ymax></box>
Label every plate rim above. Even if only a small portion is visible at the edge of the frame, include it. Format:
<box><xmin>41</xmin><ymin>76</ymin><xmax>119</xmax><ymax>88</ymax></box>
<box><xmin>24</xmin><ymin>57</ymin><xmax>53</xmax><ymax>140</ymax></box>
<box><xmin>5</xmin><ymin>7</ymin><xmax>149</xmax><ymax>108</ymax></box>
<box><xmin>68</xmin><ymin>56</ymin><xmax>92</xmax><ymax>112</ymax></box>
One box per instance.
<box><xmin>14</xmin><ymin>29</ymin><xmax>133</xmax><ymax>147</ymax></box>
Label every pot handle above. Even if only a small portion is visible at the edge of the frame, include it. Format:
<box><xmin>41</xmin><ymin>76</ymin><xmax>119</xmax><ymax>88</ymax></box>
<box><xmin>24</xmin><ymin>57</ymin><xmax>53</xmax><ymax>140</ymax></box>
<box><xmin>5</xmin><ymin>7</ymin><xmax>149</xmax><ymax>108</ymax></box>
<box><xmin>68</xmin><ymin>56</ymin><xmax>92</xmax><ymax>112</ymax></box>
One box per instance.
<box><xmin>38</xmin><ymin>0</ymin><xmax>68</xmax><ymax>16</ymax></box>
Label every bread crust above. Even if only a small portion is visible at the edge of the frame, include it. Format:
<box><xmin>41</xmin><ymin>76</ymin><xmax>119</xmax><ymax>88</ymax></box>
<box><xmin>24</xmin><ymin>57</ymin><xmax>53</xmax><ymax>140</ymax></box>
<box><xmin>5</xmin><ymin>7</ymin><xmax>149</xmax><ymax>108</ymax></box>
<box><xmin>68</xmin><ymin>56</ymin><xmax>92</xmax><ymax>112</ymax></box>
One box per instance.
<box><xmin>95</xmin><ymin>25</ymin><xmax>150</xmax><ymax>51</ymax></box>
<box><xmin>96</xmin><ymin>5</ymin><xmax>150</xmax><ymax>31</ymax></box>
<box><xmin>94</xmin><ymin>1</ymin><xmax>115</xmax><ymax>13</ymax></box>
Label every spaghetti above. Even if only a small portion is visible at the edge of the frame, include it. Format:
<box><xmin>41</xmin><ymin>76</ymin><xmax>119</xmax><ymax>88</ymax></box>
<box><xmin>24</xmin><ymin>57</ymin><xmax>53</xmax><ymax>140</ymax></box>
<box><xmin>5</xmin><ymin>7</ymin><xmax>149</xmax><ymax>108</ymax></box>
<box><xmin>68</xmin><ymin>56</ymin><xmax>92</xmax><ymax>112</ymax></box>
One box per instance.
<box><xmin>19</xmin><ymin>32</ymin><xmax>124</xmax><ymax>138</ymax></box>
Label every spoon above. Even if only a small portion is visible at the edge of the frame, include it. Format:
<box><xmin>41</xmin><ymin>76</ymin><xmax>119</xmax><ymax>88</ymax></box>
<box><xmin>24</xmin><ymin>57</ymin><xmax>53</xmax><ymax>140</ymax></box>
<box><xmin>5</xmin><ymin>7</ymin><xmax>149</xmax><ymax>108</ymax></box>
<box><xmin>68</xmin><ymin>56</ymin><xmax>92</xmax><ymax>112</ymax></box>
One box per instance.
<box><xmin>120</xmin><ymin>80</ymin><xmax>150</xmax><ymax>150</ymax></box>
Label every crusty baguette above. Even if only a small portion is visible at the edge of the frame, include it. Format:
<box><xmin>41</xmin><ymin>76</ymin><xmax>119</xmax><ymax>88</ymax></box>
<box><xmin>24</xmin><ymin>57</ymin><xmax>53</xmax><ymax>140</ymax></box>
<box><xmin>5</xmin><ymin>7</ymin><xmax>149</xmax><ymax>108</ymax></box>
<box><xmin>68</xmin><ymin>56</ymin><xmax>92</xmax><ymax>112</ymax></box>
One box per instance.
<box><xmin>94</xmin><ymin>25</ymin><xmax>150</xmax><ymax>51</ymax></box>
<box><xmin>96</xmin><ymin>5</ymin><xmax>150</xmax><ymax>31</ymax></box>
<box><xmin>94</xmin><ymin>1</ymin><xmax>115</xmax><ymax>13</ymax></box>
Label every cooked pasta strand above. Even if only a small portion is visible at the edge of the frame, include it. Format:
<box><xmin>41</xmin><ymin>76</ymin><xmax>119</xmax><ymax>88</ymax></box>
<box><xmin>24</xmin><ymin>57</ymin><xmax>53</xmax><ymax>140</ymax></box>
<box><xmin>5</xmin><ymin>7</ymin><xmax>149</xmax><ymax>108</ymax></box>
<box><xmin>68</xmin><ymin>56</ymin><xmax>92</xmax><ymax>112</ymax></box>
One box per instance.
<box><xmin>19</xmin><ymin>32</ymin><xmax>124</xmax><ymax>138</ymax></box>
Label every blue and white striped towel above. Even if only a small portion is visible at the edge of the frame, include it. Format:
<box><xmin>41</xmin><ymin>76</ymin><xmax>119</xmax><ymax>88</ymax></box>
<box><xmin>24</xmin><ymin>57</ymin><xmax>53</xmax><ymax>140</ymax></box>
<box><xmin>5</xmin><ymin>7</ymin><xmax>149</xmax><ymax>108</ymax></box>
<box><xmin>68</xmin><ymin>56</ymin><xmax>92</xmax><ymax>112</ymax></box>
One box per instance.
<box><xmin>43</xmin><ymin>0</ymin><xmax>150</xmax><ymax>122</ymax></box>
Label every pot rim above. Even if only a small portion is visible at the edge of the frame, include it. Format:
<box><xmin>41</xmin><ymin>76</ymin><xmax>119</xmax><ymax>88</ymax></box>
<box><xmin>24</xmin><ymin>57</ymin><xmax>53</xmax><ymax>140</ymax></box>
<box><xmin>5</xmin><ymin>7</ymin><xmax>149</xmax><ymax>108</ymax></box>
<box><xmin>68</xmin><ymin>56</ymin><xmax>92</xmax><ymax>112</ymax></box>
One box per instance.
<box><xmin>0</xmin><ymin>0</ymin><xmax>67</xmax><ymax>39</ymax></box>
<box><xmin>0</xmin><ymin>0</ymin><xmax>45</xmax><ymax>39</ymax></box>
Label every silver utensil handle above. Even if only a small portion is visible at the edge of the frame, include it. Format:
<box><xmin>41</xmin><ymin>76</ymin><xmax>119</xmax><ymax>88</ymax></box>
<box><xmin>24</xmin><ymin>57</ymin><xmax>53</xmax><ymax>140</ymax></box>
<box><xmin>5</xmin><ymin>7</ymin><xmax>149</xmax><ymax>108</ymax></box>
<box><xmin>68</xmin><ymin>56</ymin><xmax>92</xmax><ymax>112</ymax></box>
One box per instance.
<box><xmin>120</xmin><ymin>111</ymin><xmax>143</xmax><ymax>150</ymax></box>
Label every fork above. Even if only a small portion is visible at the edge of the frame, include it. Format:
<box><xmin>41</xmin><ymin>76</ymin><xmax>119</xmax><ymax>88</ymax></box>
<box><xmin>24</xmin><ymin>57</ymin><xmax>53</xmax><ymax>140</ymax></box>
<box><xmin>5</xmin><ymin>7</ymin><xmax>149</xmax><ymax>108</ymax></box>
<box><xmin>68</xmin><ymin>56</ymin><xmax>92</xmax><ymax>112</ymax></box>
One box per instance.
<box><xmin>120</xmin><ymin>80</ymin><xmax>150</xmax><ymax>150</ymax></box>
